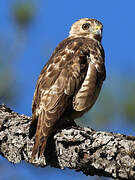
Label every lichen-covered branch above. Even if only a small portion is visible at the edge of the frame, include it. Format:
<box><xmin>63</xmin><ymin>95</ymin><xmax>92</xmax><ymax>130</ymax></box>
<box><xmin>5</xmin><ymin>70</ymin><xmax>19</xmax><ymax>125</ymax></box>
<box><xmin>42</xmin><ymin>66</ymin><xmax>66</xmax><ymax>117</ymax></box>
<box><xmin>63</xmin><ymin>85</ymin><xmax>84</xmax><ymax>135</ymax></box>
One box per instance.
<box><xmin>0</xmin><ymin>104</ymin><xmax>135</xmax><ymax>179</ymax></box>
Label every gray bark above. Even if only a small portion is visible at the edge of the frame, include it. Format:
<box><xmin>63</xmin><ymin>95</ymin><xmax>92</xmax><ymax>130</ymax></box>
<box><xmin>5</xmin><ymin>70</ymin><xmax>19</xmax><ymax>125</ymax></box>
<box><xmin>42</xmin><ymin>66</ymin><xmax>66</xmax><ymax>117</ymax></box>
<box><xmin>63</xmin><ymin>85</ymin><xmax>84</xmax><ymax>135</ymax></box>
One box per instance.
<box><xmin>0</xmin><ymin>104</ymin><xmax>135</xmax><ymax>179</ymax></box>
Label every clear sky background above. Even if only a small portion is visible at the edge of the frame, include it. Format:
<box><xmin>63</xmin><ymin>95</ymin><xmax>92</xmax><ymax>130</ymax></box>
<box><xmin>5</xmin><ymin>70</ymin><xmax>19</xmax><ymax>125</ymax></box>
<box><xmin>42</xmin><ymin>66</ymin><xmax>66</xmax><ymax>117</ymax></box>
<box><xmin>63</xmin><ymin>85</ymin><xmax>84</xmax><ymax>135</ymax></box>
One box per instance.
<box><xmin>0</xmin><ymin>0</ymin><xmax>135</xmax><ymax>180</ymax></box>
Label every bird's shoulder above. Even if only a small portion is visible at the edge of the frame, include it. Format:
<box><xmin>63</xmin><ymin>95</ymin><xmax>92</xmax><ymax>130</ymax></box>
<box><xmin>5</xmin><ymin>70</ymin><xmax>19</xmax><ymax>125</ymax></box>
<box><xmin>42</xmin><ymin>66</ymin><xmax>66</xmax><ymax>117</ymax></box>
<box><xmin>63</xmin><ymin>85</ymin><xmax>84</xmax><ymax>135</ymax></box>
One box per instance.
<box><xmin>38</xmin><ymin>37</ymin><xmax>94</xmax><ymax>82</ymax></box>
<box><xmin>40</xmin><ymin>36</ymin><xmax>104</xmax><ymax>76</ymax></box>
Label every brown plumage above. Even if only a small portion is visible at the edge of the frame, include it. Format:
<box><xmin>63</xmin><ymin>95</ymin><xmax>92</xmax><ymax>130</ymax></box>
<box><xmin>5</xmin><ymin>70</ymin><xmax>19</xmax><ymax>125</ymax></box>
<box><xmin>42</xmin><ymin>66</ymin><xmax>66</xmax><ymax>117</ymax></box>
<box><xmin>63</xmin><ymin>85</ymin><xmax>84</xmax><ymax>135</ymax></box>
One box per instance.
<box><xmin>29</xmin><ymin>18</ymin><xmax>106</xmax><ymax>161</ymax></box>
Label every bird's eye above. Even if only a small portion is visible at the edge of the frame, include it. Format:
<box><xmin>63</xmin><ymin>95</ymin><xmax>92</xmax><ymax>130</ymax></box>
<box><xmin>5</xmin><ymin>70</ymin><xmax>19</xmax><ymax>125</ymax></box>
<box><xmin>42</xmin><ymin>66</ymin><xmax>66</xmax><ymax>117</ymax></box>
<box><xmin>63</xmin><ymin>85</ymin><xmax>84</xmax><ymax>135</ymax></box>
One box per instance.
<box><xmin>82</xmin><ymin>23</ymin><xmax>90</xmax><ymax>30</ymax></box>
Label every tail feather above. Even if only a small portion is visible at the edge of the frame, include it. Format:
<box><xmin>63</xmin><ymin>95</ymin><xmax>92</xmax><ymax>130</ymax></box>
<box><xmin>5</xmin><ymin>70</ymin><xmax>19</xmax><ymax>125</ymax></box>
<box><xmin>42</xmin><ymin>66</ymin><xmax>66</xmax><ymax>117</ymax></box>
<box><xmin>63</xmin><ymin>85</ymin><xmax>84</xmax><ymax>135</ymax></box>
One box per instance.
<box><xmin>30</xmin><ymin>111</ymin><xmax>48</xmax><ymax>161</ymax></box>
<box><xmin>31</xmin><ymin>135</ymin><xmax>47</xmax><ymax>161</ymax></box>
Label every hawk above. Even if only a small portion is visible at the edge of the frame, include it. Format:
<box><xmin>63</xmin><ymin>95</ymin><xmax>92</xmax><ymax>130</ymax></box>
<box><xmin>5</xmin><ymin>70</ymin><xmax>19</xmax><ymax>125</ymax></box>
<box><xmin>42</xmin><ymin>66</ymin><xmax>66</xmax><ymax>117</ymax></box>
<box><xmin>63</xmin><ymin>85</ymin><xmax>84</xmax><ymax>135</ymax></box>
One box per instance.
<box><xmin>29</xmin><ymin>18</ymin><xmax>106</xmax><ymax>161</ymax></box>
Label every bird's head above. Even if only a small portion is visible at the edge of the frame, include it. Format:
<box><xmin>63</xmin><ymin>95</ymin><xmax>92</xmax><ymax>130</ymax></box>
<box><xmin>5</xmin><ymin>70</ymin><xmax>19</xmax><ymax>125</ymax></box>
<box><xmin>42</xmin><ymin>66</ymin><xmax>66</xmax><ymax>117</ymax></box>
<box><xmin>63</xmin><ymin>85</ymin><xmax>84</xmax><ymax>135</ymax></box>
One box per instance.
<box><xmin>69</xmin><ymin>18</ymin><xmax>103</xmax><ymax>42</ymax></box>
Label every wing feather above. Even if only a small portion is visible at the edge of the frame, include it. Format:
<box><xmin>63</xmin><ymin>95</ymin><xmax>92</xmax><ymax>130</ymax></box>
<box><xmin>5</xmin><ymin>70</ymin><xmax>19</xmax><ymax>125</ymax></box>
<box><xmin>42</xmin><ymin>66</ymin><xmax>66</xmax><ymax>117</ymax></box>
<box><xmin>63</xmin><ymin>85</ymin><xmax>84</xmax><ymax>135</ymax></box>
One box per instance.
<box><xmin>73</xmin><ymin>41</ymin><xmax>106</xmax><ymax>112</ymax></box>
<box><xmin>73</xmin><ymin>62</ymin><xmax>97</xmax><ymax>111</ymax></box>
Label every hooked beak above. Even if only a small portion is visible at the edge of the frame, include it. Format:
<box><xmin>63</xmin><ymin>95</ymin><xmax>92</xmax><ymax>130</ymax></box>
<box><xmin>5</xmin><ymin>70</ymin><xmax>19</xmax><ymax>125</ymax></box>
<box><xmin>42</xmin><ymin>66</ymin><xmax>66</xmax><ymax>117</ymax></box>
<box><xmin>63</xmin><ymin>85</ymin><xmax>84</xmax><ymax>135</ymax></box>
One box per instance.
<box><xmin>93</xmin><ymin>25</ymin><xmax>102</xmax><ymax>35</ymax></box>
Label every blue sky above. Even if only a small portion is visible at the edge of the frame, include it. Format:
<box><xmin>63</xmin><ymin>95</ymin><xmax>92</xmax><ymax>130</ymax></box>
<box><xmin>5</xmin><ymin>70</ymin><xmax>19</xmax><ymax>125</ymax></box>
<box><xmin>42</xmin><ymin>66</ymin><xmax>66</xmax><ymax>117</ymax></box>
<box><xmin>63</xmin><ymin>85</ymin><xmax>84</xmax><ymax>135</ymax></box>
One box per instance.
<box><xmin>0</xmin><ymin>0</ymin><xmax>135</xmax><ymax>179</ymax></box>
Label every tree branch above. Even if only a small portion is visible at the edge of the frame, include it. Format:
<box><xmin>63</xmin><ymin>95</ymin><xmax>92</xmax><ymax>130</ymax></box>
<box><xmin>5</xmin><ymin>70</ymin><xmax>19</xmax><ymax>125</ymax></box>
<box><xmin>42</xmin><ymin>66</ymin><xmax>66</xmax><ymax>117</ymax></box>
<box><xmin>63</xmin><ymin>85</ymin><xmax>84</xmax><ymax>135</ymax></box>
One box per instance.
<box><xmin>0</xmin><ymin>104</ymin><xmax>135</xmax><ymax>179</ymax></box>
